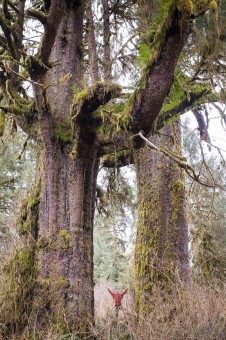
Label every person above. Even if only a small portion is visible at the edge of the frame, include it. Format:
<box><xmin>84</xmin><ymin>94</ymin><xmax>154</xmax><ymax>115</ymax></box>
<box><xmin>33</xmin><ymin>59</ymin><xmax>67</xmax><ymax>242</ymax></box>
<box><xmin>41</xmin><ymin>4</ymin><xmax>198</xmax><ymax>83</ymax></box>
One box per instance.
<box><xmin>108</xmin><ymin>288</ymin><xmax>128</xmax><ymax>316</ymax></box>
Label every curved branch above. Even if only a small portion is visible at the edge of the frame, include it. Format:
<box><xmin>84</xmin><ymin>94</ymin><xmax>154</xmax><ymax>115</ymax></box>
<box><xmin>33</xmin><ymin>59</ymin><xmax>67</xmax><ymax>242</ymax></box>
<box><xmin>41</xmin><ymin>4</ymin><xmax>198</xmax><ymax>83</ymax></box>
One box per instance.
<box><xmin>70</xmin><ymin>82</ymin><xmax>122</xmax><ymax>125</ymax></box>
<box><xmin>136</xmin><ymin>131</ymin><xmax>224</xmax><ymax>190</ymax></box>
<box><xmin>26</xmin><ymin>9</ymin><xmax>47</xmax><ymax>25</ymax></box>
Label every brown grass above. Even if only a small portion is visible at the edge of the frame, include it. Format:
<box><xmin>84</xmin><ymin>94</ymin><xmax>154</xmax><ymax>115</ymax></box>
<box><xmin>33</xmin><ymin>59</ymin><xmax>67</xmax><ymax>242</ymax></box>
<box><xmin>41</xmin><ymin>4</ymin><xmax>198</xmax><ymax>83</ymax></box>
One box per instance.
<box><xmin>0</xmin><ymin>279</ymin><xmax>225</xmax><ymax>339</ymax></box>
<box><xmin>94</xmin><ymin>282</ymin><xmax>226</xmax><ymax>340</ymax></box>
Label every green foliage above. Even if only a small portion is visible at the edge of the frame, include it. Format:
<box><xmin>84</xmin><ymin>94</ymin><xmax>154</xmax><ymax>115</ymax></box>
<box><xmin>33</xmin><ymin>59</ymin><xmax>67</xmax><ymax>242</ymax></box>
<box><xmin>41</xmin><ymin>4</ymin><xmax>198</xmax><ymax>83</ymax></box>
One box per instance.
<box><xmin>94</xmin><ymin>167</ymin><xmax>136</xmax><ymax>286</ymax></box>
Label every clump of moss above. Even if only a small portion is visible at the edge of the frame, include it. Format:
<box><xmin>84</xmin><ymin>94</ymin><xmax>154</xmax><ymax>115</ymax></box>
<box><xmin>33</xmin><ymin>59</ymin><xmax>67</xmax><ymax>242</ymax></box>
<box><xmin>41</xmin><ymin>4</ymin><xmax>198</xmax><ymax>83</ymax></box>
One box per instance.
<box><xmin>176</xmin><ymin>0</ymin><xmax>194</xmax><ymax>17</ymax></box>
<box><xmin>59</xmin><ymin>229</ymin><xmax>72</xmax><ymax>249</ymax></box>
<box><xmin>209</xmin><ymin>0</ymin><xmax>218</xmax><ymax>10</ymax></box>
<box><xmin>0</xmin><ymin>109</ymin><xmax>6</xmax><ymax>137</ymax></box>
<box><xmin>56</xmin><ymin>123</ymin><xmax>71</xmax><ymax>143</ymax></box>
<box><xmin>17</xmin><ymin>194</ymin><xmax>39</xmax><ymax>237</ymax></box>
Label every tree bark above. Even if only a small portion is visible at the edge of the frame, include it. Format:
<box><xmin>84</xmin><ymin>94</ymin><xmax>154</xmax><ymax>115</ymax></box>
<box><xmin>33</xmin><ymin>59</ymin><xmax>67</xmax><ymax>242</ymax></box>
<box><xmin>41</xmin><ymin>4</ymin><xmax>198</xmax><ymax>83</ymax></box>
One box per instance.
<box><xmin>134</xmin><ymin>123</ymin><xmax>190</xmax><ymax>313</ymax></box>
<box><xmin>33</xmin><ymin>115</ymin><xmax>98</xmax><ymax>331</ymax></box>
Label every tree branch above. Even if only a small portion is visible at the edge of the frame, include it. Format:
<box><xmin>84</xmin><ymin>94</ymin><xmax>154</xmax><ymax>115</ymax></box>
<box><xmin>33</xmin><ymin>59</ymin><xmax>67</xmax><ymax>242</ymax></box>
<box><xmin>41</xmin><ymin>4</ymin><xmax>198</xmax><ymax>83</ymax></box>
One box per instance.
<box><xmin>26</xmin><ymin>9</ymin><xmax>47</xmax><ymax>25</ymax></box>
<box><xmin>0</xmin><ymin>13</ymin><xmax>17</xmax><ymax>58</ymax></box>
<box><xmin>70</xmin><ymin>82</ymin><xmax>122</xmax><ymax>125</ymax></box>
<box><xmin>40</xmin><ymin>0</ymin><xmax>65</xmax><ymax>64</ymax></box>
<box><xmin>136</xmin><ymin>131</ymin><xmax>224</xmax><ymax>190</ymax></box>
<box><xmin>155</xmin><ymin>88</ymin><xmax>213</xmax><ymax>129</ymax></box>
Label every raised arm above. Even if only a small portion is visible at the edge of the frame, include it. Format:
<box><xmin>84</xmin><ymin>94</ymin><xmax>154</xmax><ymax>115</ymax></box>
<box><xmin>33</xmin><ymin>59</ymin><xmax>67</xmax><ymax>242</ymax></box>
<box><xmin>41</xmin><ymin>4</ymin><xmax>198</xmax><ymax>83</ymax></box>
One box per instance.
<box><xmin>108</xmin><ymin>288</ymin><xmax>114</xmax><ymax>297</ymax></box>
<box><xmin>121</xmin><ymin>289</ymin><xmax>128</xmax><ymax>297</ymax></box>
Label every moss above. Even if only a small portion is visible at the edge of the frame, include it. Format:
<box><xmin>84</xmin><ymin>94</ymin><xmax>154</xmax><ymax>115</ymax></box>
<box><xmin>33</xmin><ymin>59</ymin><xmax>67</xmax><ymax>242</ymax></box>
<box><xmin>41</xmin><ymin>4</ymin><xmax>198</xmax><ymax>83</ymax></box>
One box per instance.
<box><xmin>59</xmin><ymin>229</ymin><xmax>72</xmax><ymax>249</ymax></box>
<box><xmin>0</xmin><ymin>109</ymin><xmax>5</xmax><ymax>137</ymax></box>
<box><xmin>176</xmin><ymin>0</ymin><xmax>194</xmax><ymax>17</ymax></box>
<box><xmin>17</xmin><ymin>190</ymin><xmax>40</xmax><ymax>237</ymax></box>
<box><xmin>56</xmin><ymin>123</ymin><xmax>71</xmax><ymax>143</ymax></box>
<box><xmin>209</xmin><ymin>0</ymin><xmax>218</xmax><ymax>10</ymax></box>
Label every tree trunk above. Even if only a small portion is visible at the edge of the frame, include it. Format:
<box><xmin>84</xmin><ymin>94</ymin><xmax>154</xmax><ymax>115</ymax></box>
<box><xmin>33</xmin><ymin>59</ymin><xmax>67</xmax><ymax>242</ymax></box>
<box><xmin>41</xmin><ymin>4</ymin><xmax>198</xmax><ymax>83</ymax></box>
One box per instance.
<box><xmin>134</xmin><ymin>123</ymin><xmax>190</xmax><ymax>313</ymax></box>
<box><xmin>26</xmin><ymin>2</ymin><xmax>98</xmax><ymax>334</ymax></box>
<box><xmin>33</xmin><ymin>114</ymin><xmax>98</xmax><ymax>332</ymax></box>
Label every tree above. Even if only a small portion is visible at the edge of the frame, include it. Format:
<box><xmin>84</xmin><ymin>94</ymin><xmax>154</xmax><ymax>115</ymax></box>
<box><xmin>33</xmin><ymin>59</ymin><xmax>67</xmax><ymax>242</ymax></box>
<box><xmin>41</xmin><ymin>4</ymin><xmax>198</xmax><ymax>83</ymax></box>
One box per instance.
<box><xmin>134</xmin><ymin>123</ymin><xmax>190</xmax><ymax>313</ymax></box>
<box><xmin>0</xmin><ymin>0</ymin><xmax>224</xmax><ymax>336</ymax></box>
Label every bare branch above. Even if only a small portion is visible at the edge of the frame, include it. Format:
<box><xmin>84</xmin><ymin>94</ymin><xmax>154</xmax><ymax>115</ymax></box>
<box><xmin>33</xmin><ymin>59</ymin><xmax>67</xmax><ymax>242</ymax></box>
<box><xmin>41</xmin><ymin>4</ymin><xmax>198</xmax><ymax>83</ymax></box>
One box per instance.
<box><xmin>136</xmin><ymin>131</ymin><xmax>224</xmax><ymax>190</ymax></box>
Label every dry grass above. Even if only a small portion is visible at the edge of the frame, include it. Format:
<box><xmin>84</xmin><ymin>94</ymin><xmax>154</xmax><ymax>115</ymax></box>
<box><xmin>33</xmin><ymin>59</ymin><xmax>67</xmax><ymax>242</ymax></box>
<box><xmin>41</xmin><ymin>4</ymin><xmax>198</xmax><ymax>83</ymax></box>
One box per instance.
<box><xmin>0</xmin><ymin>279</ymin><xmax>225</xmax><ymax>339</ymax></box>
<box><xmin>94</xmin><ymin>282</ymin><xmax>226</xmax><ymax>340</ymax></box>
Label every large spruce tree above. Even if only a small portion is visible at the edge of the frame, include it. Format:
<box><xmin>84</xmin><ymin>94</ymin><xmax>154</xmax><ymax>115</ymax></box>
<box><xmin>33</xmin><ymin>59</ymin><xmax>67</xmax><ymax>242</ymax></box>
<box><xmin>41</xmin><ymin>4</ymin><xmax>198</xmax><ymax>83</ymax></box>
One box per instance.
<box><xmin>0</xmin><ymin>0</ymin><xmax>224</xmax><ymax>336</ymax></box>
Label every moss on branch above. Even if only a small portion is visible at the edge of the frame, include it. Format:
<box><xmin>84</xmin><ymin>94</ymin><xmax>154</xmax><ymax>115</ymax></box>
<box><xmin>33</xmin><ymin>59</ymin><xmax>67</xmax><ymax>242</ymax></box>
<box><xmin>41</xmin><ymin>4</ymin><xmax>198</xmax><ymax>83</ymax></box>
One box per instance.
<box><xmin>70</xmin><ymin>81</ymin><xmax>122</xmax><ymax>124</ymax></box>
<box><xmin>26</xmin><ymin>8</ymin><xmax>47</xmax><ymax>25</ymax></box>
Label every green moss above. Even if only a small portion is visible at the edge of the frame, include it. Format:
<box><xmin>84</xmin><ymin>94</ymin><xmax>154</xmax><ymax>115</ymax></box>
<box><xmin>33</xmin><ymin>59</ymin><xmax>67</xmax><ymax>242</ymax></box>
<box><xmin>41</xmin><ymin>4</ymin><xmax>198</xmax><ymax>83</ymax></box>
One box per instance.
<box><xmin>59</xmin><ymin>229</ymin><xmax>72</xmax><ymax>249</ymax></box>
<box><xmin>176</xmin><ymin>0</ymin><xmax>194</xmax><ymax>17</ymax></box>
<box><xmin>17</xmin><ymin>190</ymin><xmax>40</xmax><ymax>237</ymax></box>
<box><xmin>0</xmin><ymin>109</ymin><xmax>5</xmax><ymax>137</ymax></box>
<box><xmin>28</xmin><ymin>198</ymin><xmax>37</xmax><ymax>208</ymax></box>
<box><xmin>56</xmin><ymin>123</ymin><xmax>71</xmax><ymax>143</ymax></box>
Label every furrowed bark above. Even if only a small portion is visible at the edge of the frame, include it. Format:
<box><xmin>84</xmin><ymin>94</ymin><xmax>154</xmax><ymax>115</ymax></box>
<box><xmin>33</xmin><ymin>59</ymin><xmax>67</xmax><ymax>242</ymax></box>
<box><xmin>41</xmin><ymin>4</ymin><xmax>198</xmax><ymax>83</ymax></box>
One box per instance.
<box><xmin>134</xmin><ymin>123</ymin><xmax>190</xmax><ymax>313</ymax></box>
<box><xmin>102</xmin><ymin>0</ymin><xmax>112</xmax><ymax>82</ymax></box>
<box><xmin>86</xmin><ymin>0</ymin><xmax>100</xmax><ymax>83</ymax></box>
<box><xmin>33</xmin><ymin>113</ymin><xmax>98</xmax><ymax>332</ymax></box>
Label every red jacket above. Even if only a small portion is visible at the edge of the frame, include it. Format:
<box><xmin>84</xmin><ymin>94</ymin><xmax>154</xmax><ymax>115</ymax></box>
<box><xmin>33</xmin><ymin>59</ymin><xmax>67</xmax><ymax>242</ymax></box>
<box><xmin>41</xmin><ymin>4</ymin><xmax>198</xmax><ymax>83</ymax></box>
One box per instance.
<box><xmin>108</xmin><ymin>288</ymin><xmax>128</xmax><ymax>306</ymax></box>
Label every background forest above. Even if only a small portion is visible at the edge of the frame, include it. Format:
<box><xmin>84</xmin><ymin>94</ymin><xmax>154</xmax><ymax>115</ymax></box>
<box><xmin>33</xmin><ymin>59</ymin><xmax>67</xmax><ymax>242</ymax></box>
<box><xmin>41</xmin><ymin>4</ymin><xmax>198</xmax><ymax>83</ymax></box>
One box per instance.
<box><xmin>0</xmin><ymin>0</ymin><xmax>226</xmax><ymax>339</ymax></box>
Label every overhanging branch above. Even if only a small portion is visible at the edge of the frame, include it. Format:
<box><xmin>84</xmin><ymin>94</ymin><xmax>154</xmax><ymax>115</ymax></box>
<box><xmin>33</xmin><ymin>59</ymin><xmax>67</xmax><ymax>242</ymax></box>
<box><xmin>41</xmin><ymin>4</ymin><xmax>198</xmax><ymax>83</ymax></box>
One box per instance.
<box><xmin>136</xmin><ymin>131</ymin><xmax>224</xmax><ymax>190</ymax></box>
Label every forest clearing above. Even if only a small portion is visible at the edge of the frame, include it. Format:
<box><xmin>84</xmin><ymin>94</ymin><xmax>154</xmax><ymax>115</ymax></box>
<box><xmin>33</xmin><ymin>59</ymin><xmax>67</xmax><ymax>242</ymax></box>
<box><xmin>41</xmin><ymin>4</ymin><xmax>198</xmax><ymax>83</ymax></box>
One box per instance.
<box><xmin>0</xmin><ymin>0</ymin><xmax>226</xmax><ymax>339</ymax></box>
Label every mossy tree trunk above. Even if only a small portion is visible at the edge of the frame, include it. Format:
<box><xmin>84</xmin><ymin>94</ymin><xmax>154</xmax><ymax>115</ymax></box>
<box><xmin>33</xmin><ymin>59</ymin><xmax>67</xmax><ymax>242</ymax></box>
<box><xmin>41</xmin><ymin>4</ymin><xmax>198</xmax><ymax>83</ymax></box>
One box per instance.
<box><xmin>134</xmin><ymin>123</ymin><xmax>190</xmax><ymax>313</ymax></box>
<box><xmin>33</xmin><ymin>124</ymin><xmax>98</xmax><ymax>331</ymax></box>
<box><xmin>21</xmin><ymin>2</ymin><xmax>99</xmax><ymax>333</ymax></box>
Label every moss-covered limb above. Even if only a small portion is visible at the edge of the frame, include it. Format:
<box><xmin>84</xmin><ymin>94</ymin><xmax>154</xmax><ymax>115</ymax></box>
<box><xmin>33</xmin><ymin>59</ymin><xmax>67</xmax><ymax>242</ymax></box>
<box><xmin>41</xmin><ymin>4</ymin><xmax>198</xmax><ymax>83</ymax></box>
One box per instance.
<box><xmin>0</xmin><ymin>104</ymin><xmax>34</xmax><ymax>116</ymax></box>
<box><xmin>70</xmin><ymin>81</ymin><xmax>122</xmax><ymax>125</ymax></box>
<box><xmin>128</xmin><ymin>2</ymin><xmax>192</xmax><ymax>134</ymax></box>
<box><xmin>8</xmin><ymin>0</ymin><xmax>20</xmax><ymax>14</ymax></box>
<box><xmin>0</xmin><ymin>12</ymin><xmax>17</xmax><ymax>59</ymax></box>
<box><xmin>24</xmin><ymin>55</ymin><xmax>47</xmax><ymax>75</ymax></box>
<box><xmin>26</xmin><ymin>8</ymin><xmax>47</xmax><ymax>25</ymax></box>
<box><xmin>6</xmin><ymin>79</ymin><xmax>34</xmax><ymax>107</ymax></box>
<box><xmin>100</xmin><ymin>149</ymin><xmax>134</xmax><ymax>168</ymax></box>
<box><xmin>155</xmin><ymin>88</ymin><xmax>213</xmax><ymax>129</ymax></box>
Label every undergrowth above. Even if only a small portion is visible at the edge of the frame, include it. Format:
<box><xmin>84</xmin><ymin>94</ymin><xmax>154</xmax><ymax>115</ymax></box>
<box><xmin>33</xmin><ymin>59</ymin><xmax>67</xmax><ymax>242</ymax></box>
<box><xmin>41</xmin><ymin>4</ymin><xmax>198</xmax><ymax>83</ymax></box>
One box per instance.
<box><xmin>0</xmin><ymin>280</ymin><xmax>225</xmax><ymax>339</ymax></box>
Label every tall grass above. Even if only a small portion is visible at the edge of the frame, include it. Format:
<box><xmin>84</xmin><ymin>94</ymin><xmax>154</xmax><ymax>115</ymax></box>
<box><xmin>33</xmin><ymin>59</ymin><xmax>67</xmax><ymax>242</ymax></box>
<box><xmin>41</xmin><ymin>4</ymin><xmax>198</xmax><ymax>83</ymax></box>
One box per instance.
<box><xmin>94</xmin><ymin>282</ymin><xmax>226</xmax><ymax>340</ymax></box>
<box><xmin>0</xmin><ymin>279</ymin><xmax>225</xmax><ymax>339</ymax></box>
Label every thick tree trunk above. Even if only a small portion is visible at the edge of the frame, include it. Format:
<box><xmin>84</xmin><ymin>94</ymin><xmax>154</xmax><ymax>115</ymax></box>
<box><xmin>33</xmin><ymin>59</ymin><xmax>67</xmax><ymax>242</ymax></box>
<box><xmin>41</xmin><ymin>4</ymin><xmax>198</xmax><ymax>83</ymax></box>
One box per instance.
<box><xmin>33</xmin><ymin>113</ymin><xmax>98</xmax><ymax>332</ymax></box>
<box><xmin>134</xmin><ymin>123</ymin><xmax>190</xmax><ymax>313</ymax></box>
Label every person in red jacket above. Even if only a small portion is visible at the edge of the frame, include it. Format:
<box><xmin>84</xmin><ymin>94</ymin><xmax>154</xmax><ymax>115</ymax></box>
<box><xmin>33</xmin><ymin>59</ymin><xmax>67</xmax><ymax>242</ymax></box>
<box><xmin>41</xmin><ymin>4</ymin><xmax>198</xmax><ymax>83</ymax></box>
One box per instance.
<box><xmin>108</xmin><ymin>288</ymin><xmax>128</xmax><ymax>316</ymax></box>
